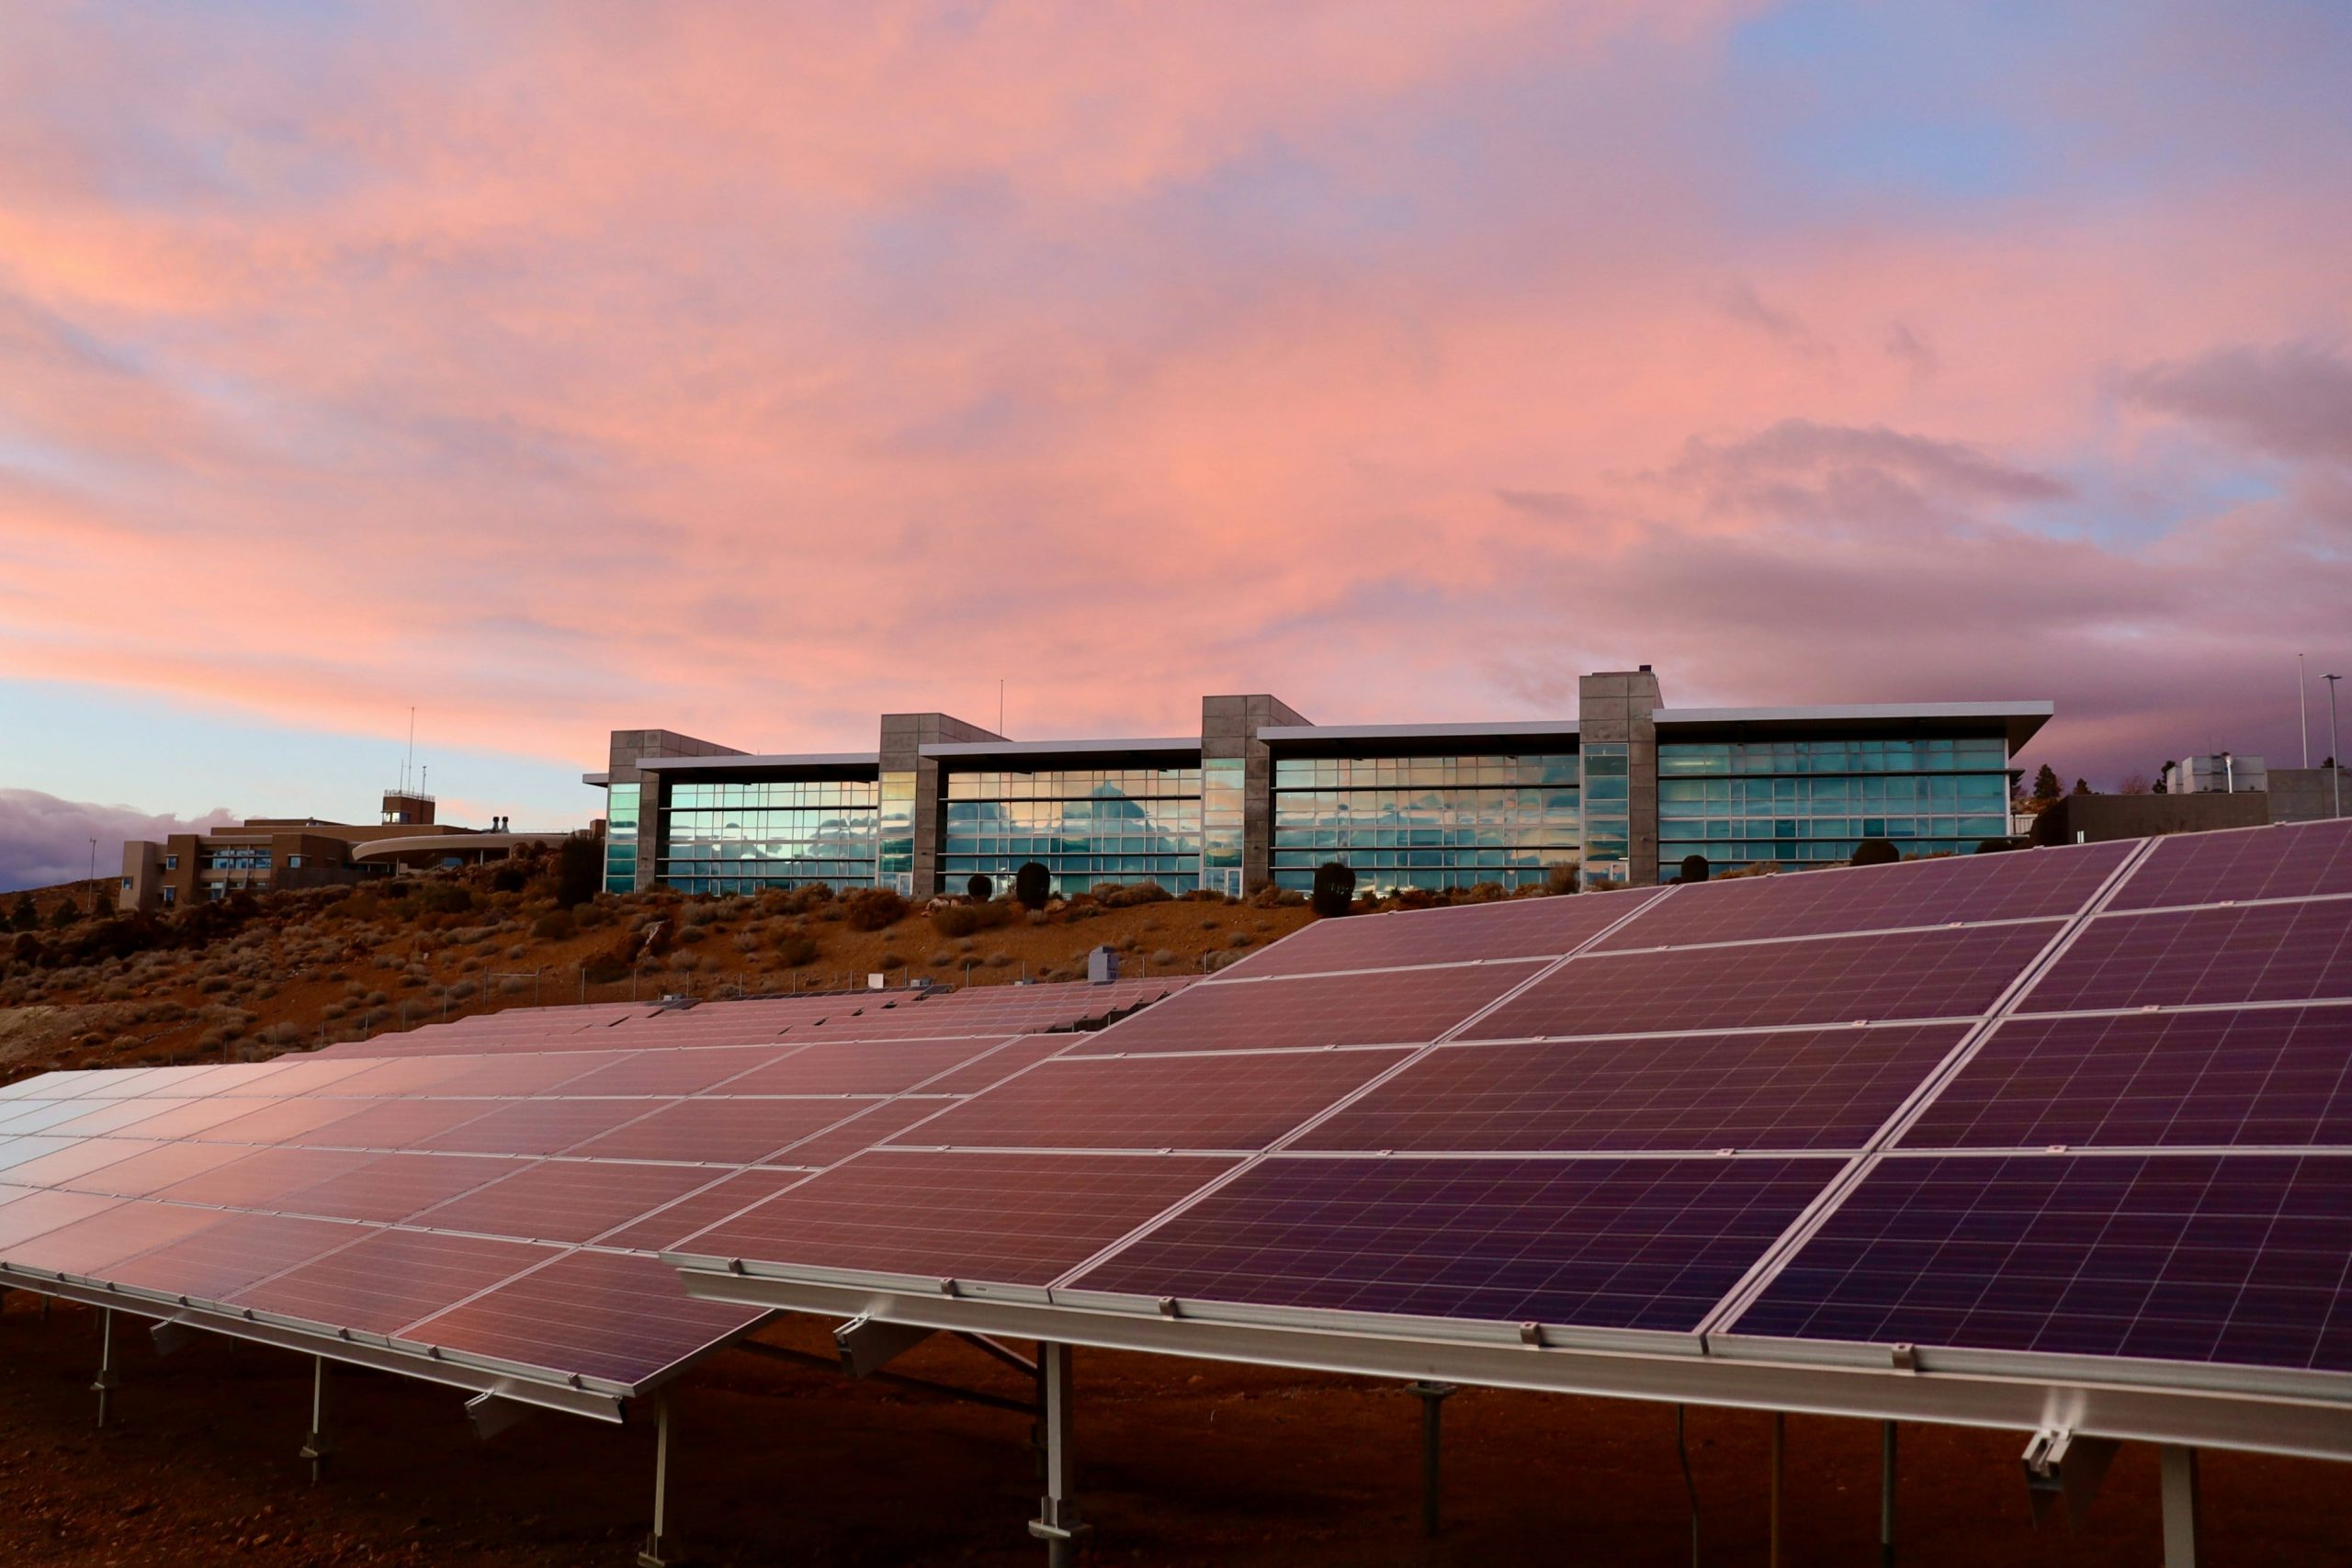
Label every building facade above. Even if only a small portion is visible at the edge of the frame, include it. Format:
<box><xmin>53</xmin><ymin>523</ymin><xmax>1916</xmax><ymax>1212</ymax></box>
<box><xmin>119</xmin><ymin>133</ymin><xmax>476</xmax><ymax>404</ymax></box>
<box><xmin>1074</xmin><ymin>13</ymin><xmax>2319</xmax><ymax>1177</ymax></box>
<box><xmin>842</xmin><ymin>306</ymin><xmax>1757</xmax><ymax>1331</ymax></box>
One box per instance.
<box><xmin>119</xmin><ymin>793</ymin><xmax>587</xmax><ymax>914</ymax></box>
<box><xmin>590</xmin><ymin>670</ymin><xmax>2046</xmax><ymax>897</ymax></box>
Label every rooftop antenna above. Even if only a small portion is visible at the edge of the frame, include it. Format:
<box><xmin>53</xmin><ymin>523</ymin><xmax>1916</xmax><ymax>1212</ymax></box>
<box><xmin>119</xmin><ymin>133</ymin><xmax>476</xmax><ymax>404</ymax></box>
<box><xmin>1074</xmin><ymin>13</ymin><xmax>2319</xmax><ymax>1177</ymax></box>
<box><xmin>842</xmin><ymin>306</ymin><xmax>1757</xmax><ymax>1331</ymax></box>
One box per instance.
<box><xmin>2300</xmin><ymin>654</ymin><xmax>2311</xmax><ymax>768</ymax></box>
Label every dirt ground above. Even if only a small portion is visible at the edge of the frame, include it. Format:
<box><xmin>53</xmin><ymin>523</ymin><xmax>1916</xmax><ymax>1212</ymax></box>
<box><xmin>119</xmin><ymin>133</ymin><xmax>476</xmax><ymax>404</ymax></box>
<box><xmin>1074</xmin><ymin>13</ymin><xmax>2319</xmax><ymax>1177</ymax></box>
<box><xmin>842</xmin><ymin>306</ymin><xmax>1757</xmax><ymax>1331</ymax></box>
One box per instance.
<box><xmin>0</xmin><ymin>1295</ymin><xmax>2339</xmax><ymax>1567</ymax></box>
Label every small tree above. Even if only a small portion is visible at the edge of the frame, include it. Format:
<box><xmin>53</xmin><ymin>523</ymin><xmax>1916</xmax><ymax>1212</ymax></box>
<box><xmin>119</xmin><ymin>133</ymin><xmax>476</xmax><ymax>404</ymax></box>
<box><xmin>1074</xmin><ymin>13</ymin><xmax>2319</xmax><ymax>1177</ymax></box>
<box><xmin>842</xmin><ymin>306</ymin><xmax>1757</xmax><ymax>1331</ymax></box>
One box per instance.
<box><xmin>2072</xmin><ymin>778</ymin><xmax>2092</xmax><ymax>795</ymax></box>
<box><xmin>1675</xmin><ymin>854</ymin><xmax>1709</xmax><ymax>885</ymax></box>
<box><xmin>554</xmin><ymin>835</ymin><xmax>603</xmax><ymax>908</ymax></box>
<box><xmin>1850</xmin><ymin>839</ymin><xmax>1901</xmax><ymax>867</ymax></box>
<box><xmin>967</xmin><ymin>874</ymin><xmax>993</xmax><ymax>901</ymax></box>
<box><xmin>1974</xmin><ymin>837</ymin><xmax>2017</xmax><ymax>854</ymax></box>
<box><xmin>48</xmin><ymin>895</ymin><xmax>80</xmax><ymax>930</ymax></box>
<box><xmin>2030</xmin><ymin>764</ymin><xmax>2062</xmax><ymax>803</ymax></box>
<box><xmin>490</xmin><ymin>863</ymin><xmax>528</xmax><ymax>894</ymax></box>
<box><xmin>6</xmin><ymin>892</ymin><xmax>36</xmax><ymax>931</ymax></box>
<box><xmin>1310</xmin><ymin>861</ymin><xmax>1356</xmax><ymax>917</ymax></box>
<box><xmin>1014</xmin><ymin>861</ymin><xmax>1052</xmax><ymax>911</ymax></box>
<box><xmin>2119</xmin><ymin>773</ymin><xmax>2152</xmax><ymax>795</ymax></box>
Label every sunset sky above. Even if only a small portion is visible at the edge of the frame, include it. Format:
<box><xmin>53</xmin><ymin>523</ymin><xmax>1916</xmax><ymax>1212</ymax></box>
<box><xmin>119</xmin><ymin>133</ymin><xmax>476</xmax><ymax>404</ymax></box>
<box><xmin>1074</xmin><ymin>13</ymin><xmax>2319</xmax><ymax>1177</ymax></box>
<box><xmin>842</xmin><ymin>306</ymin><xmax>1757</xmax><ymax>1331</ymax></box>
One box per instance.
<box><xmin>2</xmin><ymin>1</ymin><xmax>2348</xmax><ymax>885</ymax></box>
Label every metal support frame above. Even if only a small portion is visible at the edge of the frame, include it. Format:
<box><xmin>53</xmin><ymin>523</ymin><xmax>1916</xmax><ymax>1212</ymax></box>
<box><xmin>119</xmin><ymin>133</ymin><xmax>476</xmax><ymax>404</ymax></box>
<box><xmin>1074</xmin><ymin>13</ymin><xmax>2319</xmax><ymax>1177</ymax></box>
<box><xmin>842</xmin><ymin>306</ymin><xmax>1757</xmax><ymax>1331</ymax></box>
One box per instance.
<box><xmin>2159</xmin><ymin>1445</ymin><xmax>2200</xmax><ymax>1568</ymax></box>
<box><xmin>466</xmin><ymin>1388</ymin><xmax>537</xmax><ymax>1442</ymax></box>
<box><xmin>300</xmin><ymin>1355</ymin><xmax>334</xmax><ymax>1484</ymax></box>
<box><xmin>637</xmin><ymin>1394</ymin><xmax>674</xmax><ymax>1568</ymax></box>
<box><xmin>2021</xmin><ymin>1427</ymin><xmax>2118</xmax><ymax>1530</ymax></box>
<box><xmin>1676</xmin><ymin>1404</ymin><xmax>1701</xmax><ymax>1567</ymax></box>
<box><xmin>1409</xmin><ymin>1381</ymin><xmax>1454</xmax><ymax>1538</ymax></box>
<box><xmin>1768</xmin><ymin>1411</ymin><xmax>1784</xmax><ymax>1568</ymax></box>
<box><xmin>1027</xmin><ymin>1342</ymin><xmax>1087</xmax><ymax>1565</ymax></box>
<box><xmin>150</xmin><ymin>1316</ymin><xmax>198</xmax><ymax>1358</ymax></box>
<box><xmin>835</xmin><ymin>1314</ymin><xmax>939</xmax><ymax>1378</ymax></box>
<box><xmin>1879</xmin><ymin>1420</ymin><xmax>1896</xmax><ymax>1568</ymax></box>
<box><xmin>93</xmin><ymin>1307</ymin><xmax>119</xmax><ymax>1428</ymax></box>
<box><xmin>735</xmin><ymin>1337</ymin><xmax>1040</xmax><ymax>1416</ymax></box>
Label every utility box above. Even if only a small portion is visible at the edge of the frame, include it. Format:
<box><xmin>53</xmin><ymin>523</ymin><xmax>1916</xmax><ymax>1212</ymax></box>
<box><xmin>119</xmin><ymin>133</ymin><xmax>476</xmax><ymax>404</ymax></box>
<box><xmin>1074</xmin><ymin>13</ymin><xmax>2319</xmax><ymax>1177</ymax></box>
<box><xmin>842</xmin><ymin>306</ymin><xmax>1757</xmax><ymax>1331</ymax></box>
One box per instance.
<box><xmin>1088</xmin><ymin>946</ymin><xmax>1120</xmax><ymax>985</ymax></box>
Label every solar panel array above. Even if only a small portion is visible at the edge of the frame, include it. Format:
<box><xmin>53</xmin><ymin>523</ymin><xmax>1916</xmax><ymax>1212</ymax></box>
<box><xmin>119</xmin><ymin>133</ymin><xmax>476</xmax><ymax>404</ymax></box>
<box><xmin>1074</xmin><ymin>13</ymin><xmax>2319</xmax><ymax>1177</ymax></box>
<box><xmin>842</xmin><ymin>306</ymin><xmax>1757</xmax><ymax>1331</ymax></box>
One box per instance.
<box><xmin>0</xmin><ymin>979</ymin><xmax>1186</xmax><ymax>1403</ymax></box>
<box><xmin>667</xmin><ymin>818</ymin><xmax>2352</xmax><ymax>1397</ymax></box>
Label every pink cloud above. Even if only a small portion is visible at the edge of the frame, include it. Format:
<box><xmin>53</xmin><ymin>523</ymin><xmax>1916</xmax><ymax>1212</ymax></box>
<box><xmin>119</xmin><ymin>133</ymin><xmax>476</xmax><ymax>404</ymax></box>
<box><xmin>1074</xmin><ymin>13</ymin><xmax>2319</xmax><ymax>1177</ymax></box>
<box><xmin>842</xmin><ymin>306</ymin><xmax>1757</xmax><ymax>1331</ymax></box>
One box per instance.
<box><xmin>0</xmin><ymin>2</ymin><xmax>2344</xmax><ymax>797</ymax></box>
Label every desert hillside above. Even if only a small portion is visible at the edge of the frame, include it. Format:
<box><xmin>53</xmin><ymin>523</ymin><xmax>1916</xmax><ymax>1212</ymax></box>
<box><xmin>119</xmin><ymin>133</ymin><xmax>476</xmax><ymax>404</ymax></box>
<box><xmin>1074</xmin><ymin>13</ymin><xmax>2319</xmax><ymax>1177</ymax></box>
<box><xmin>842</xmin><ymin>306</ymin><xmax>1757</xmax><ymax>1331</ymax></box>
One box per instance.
<box><xmin>0</xmin><ymin>859</ymin><xmax>1354</xmax><ymax>1084</ymax></box>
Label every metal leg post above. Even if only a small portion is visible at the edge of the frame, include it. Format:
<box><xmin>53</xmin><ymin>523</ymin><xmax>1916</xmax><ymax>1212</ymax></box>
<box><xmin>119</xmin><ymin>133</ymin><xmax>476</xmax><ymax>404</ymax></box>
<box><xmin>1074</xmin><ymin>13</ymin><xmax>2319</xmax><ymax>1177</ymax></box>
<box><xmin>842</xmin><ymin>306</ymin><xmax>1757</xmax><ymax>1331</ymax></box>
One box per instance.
<box><xmin>1769</xmin><ymin>1412</ymin><xmax>1784</xmax><ymax>1568</ymax></box>
<box><xmin>300</xmin><ymin>1355</ymin><xmax>333</xmax><ymax>1483</ymax></box>
<box><xmin>637</xmin><ymin>1394</ymin><xmax>673</xmax><ymax>1568</ymax></box>
<box><xmin>93</xmin><ymin>1307</ymin><xmax>119</xmax><ymax>1428</ymax></box>
<box><xmin>1028</xmin><ymin>1342</ymin><xmax>1087</xmax><ymax>1565</ymax></box>
<box><xmin>1879</xmin><ymin>1420</ymin><xmax>1897</xmax><ymax>1568</ymax></box>
<box><xmin>1410</xmin><ymin>1382</ymin><xmax>1454</xmax><ymax>1538</ymax></box>
<box><xmin>2159</xmin><ymin>1445</ymin><xmax>2200</xmax><ymax>1568</ymax></box>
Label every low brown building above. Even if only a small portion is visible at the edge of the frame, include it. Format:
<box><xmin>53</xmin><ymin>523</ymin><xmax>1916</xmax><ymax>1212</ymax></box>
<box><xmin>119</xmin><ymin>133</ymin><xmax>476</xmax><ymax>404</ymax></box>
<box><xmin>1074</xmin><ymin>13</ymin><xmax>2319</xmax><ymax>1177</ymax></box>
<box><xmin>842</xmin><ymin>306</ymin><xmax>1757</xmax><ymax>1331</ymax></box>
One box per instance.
<box><xmin>118</xmin><ymin>792</ymin><xmax>588</xmax><ymax>914</ymax></box>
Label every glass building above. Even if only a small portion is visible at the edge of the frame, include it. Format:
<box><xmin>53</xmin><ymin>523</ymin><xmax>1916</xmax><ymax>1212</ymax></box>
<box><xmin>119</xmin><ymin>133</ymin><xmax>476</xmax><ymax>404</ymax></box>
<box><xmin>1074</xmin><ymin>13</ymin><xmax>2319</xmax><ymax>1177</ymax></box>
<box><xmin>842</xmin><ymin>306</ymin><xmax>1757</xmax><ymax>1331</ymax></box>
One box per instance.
<box><xmin>1269</xmin><ymin>751</ymin><xmax>1579</xmax><ymax>894</ymax></box>
<box><xmin>943</xmin><ymin>765</ymin><xmax>1203</xmax><ymax>895</ymax></box>
<box><xmin>588</xmin><ymin>678</ymin><xmax>2050</xmax><ymax>897</ymax></box>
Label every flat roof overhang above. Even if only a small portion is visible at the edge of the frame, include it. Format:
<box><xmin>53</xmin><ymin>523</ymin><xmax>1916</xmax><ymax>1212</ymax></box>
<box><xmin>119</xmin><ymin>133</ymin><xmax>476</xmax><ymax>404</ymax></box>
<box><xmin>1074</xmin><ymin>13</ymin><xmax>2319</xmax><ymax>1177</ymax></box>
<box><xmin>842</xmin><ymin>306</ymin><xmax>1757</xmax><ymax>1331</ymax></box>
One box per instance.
<box><xmin>1654</xmin><ymin>702</ymin><xmax>2053</xmax><ymax>752</ymax></box>
<box><xmin>634</xmin><ymin>752</ymin><xmax>881</xmax><ymax>782</ymax></box>
<box><xmin>669</xmin><ymin>1262</ymin><xmax>2352</xmax><ymax>1465</ymax></box>
<box><xmin>922</xmin><ymin>738</ymin><xmax>1201</xmax><ymax>766</ymax></box>
<box><xmin>582</xmin><ymin>772</ymin><xmax>610</xmax><ymax>787</ymax></box>
<box><xmin>1258</xmin><ymin>720</ymin><xmax>1581</xmax><ymax>756</ymax></box>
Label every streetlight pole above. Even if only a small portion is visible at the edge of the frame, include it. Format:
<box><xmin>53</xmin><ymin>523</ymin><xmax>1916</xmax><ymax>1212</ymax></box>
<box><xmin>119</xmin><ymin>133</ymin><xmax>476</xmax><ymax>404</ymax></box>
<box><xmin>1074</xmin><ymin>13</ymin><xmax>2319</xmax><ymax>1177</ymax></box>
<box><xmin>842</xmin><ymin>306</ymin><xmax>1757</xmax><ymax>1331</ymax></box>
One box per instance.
<box><xmin>2326</xmin><ymin>675</ymin><xmax>2344</xmax><ymax>819</ymax></box>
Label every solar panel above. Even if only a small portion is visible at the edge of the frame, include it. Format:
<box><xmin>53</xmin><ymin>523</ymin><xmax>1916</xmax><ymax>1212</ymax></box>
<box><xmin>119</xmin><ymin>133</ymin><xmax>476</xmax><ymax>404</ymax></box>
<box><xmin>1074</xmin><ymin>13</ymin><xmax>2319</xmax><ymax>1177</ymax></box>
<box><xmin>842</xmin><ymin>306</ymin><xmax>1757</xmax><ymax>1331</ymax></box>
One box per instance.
<box><xmin>2021</xmin><ymin>902</ymin><xmax>2352</xmax><ymax>1013</ymax></box>
<box><xmin>1464</xmin><ymin>923</ymin><xmax>2061</xmax><ymax>1040</ymax></box>
<box><xmin>229</xmin><ymin>1228</ymin><xmax>560</xmax><ymax>1337</ymax></box>
<box><xmin>0</xmin><ymin>1188</ymin><xmax>120</xmax><ymax>1250</ymax></box>
<box><xmin>770</xmin><ymin>1098</ymin><xmax>959</xmax><ymax>1167</ymax></box>
<box><xmin>1730</xmin><ymin>1152</ymin><xmax>2352</xmax><ymax>1371</ymax></box>
<box><xmin>0</xmin><ymin>1198</ymin><xmax>213</xmax><ymax>1278</ymax></box>
<box><xmin>1069</xmin><ymin>1155</ymin><xmax>1842</xmax><ymax>1331</ymax></box>
<box><xmin>713</xmin><ymin>1037</ymin><xmax>1013</xmax><ymax>1096</ymax></box>
<box><xmin>411</xmin><ymin>1099</ymin><xmax>663</xmax><ymax>1157</ymax></box>
<box><xmin>414</xmin><ymin>1160</ymin><xmax>719</xmax><ymax>1245</ymax></box>
<box><xmin>151</xmin><ymin>1146</ymin><xmax>378</xmax><ymax>1209</ymax></box>
<box><xmin>1900</xmin><ymin>1006</ymin><xmax>2352</xmax><ymax>1150</ymax></box>
<box><xmin>915</xmin><ymin>1035</ymin><xmax>1074</xmax><ymax>1095</ymax></box>
<box><xmin>1217</xmin><ymin>886</ymin><xmax>1666</xmax><ymax>978</ymax></box>
<box><xmin>395</xmin><ymin>1248</ymin><xmax>766</xmax><ymax>1389</ymax></box>
<box><xmin>563</xmin><ymin>1097</ymin><xmax>872</xmax><ymax>1166</ymax></box>
<box><xmin>594</xmin><ymin>1168</ymin><xmax>809</xmax><ymax>1252</ymax></box>
<box><xmin>1295</xmin><ymin>1026</ymin><xmax>1969</xmax><ymax>1155</ymax></box>
<box><xmin>105</xmin><ymin>1211</ymin><xmax>362</xmax><ymax>1300</ymax></box>
<box><xmin>1592</xmin><ymin>842</ymin><xmax>2135</xmax><ymax>952</ymax></box>
<box><xmin>56</xmin><ymin>1139</ymin><xmax>253</xmax><ymax>1197</ymax></box>
<box><xmin>274</xmin><ymin>1097</ymin><xmax>503</xmax><ymax>1151</ymax></box>
<box><xmin>897</xmin><ymin>1048</ymin><xmax>1413</xmax><ymax>1152</ymax></box>
<box><xmin>272</xmin><ymin>1151</ymin><xmax>515</xmax><ymax>1224</ymax></box>
<box><xmin>1066</xmin><ymin>962</ymin><xmax>1547</xmax><ymax>1057</ymax></box>
<box><xmin>674</xmin><ymin>1150</ymin><xmax>1238</xmax><ymax>1286</ymax></box>
<box><xmin>2108</xmin><ymin>818</ymin><xmax>2352</xmax><ymax>910</ymax></box>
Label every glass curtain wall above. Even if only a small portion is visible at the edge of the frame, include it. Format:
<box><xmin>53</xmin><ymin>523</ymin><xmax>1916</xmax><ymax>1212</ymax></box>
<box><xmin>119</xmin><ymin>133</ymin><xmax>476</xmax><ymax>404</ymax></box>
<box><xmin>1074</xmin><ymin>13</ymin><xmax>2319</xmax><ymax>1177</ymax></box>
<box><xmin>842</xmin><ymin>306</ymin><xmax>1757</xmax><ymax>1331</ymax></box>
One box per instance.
<box><xmin>1657</xmin><ymin>736</ymin><xmax>2011</xmax><ymax>879</ymax></box>
<box><xmin>1199</xmin><ymin>759</ymin><xmax>1247</xmax><ymax>897</ymax></box>
<box><xmin>944</xmin><ymin>767</ymin><xmax>1203</xmax><ymax>896</ymax></box>
<box><xmin>1270</xmin><ymin>753</ymin><xmax>1581</xmax><ymax>894</ymax></box>
<box><xmin>657</xmin><ymin>779</ymin><xmax>880</xmax><ymax>895</ymax></box>
<box><xmin>1579</xmin><ymin>745</ymin><xmax>1630</xmax><ymax>885</ymax></box>
<box><xmin>603</xmin><ymin>784</ymin><xmax>639</xmax><ymax>893</ymax></box>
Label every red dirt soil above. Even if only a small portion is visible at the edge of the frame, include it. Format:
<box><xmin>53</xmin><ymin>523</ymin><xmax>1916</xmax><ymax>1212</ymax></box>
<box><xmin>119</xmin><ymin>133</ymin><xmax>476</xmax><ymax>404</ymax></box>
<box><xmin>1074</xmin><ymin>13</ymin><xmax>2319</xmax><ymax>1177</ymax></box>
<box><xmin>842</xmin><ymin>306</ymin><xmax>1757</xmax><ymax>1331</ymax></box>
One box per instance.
<box><xmin>0</xmin><ymin>1297</ymin><xmax>2339</xmax><ymax>1567</ymax></box>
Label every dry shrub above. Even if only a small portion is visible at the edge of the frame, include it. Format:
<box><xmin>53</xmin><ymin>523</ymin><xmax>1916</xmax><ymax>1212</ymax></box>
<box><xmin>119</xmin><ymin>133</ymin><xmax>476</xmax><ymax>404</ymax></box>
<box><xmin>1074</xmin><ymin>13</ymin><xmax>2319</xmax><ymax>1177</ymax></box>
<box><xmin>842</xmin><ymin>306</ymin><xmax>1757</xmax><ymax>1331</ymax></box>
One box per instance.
<box><xmin>930</xmin><ymin>902</ymin><xmax>1014</xmax><ymax>939</ymax></box>
<box><xmin>842</xmin><ymin>889</ymin><xmax>909</xmax><ymax>932</ymax></box>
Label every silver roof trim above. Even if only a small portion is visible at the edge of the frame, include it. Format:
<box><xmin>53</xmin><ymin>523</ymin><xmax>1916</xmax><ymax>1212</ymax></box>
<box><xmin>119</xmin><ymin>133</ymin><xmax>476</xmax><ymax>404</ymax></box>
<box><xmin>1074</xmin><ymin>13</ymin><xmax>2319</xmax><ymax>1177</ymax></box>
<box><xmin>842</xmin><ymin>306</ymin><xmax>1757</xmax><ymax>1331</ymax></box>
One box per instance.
<box><xmin>921</xmin><ymin>738</ymin><xmax>1200</xmax><ymax>759</ymax></box>
<box><xmin>1655</xmin><ymin>702</ymin><xmax>2053</xmax><ymax>724</ymax></box>
<box><xmin>582</xmin><ymin>772</ymin><xmax>610</xmax><ymax>786</ymax></box>
<box><xmin>1259</xmin><ymin>720</ymin><xmax>1580</xmax><ymax>742</ymax></box>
